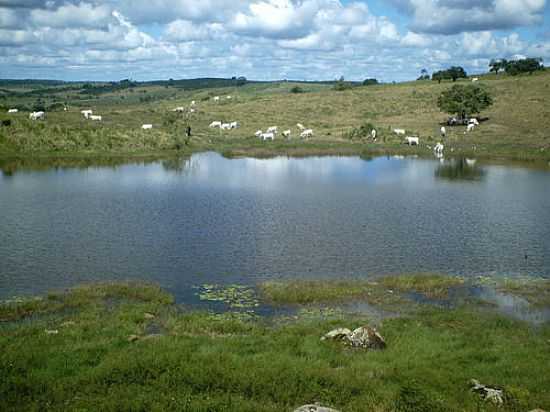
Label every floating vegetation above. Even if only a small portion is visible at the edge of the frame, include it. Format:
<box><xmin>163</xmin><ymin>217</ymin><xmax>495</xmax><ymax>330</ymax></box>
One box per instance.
<box><xmin>195</xmin><ymin>284</ymin><xmax>260</xmax><ymax>310</ymax></box>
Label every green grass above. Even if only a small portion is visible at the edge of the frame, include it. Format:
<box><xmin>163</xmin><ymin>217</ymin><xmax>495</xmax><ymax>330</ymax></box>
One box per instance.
<box><xmin>2</xmin><ymin>281</ymin><xmax>549</xmax><ymax>411</ymax></box>
<box><xmin>1</xmin><ymin>72</ymin><xmax>550</xmax><ymax>162</ymax></box>
<box><xmin>379</xmin><ymin>274</ymin><xmax>465</xmax><ymax>299</ymax></box>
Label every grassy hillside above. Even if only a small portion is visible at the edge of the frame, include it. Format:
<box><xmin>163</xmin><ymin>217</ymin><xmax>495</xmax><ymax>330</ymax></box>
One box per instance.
<box><xmin>1</xmin><ymin>72</ymin><xmax>549</xmax><ymax>161</ymax></box>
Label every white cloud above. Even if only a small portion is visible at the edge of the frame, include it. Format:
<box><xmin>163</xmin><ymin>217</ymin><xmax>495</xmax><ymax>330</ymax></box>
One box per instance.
<box><xmin>30</xmin><ymin>3</ymin><xmax>113</xmax><ymax>29</ymax></box>
<box><xmin>395</xmin><ymin>0</ymin><xmax>546</xmax><ymax>35</ymax></box>
<box><xmin>164</xmin><ymin>20</ymin><xmax>225</xmax><ymax>42</ymax></box>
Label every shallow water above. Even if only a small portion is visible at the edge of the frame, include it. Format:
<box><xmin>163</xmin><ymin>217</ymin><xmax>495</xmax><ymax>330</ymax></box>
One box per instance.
<box><xmin>1</xmin><ymin>153</ymin><xmax>549</xmax><ymax>301</ymax></box>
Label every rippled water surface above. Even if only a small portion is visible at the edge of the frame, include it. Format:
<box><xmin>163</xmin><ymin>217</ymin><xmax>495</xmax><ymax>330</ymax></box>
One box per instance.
<box><xmin>1</xmin><ymin>153</ymin><xmax>549</xmax><ymax>301</ymax></box>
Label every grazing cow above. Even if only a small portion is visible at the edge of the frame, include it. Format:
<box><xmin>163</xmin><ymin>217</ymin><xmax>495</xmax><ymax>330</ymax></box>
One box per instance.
<box><xmin>300</xmin><ymin>129</ymin><xmax>313</xmax><ymax>139</ymax></box>
<box><xmin>226</xmin><ymin>95</ymin><xmax>232</xmax><ymax>100</ymax></box>
<box><xmin>255</xmin><ymin>130</ymin><xmax>263</xmax><ymax>138</ymax></box>
<box><xmin>434</xmin><ymin>142</ymin><xmax>444</xmax><ymax>154</ymax></box>
<box><xmin>267</xmin><ymin>126</ymin><xmax>278</xmax><ymax>134</ymax></box>
<box><xmin>142</xmin><ymin>124</ymin><xmax>153</xmax><ymax>130</ymax></box>
<box><xmin>440</xmin><ymin>126</ymin><xmax>446</xmax><ymax>137</ymax></box>
<box><xmin>406</xmin><ymin>136</ymin><xmax>419</xmax><ymax>146</ymax></box>
<box><xmin>220</xmin><ymin>123</ymin><xmax>232</xmax><ymax>130</ymax></box>
<box><xmin>29</xmin><ymin>111</ymin><xmax>45</xmax><ymax>120</ymax></box>
<box><xmin>213</xmin><ymin>96</ymin><xmax>220</xmax><ymax>102</ymax></box>
<box><xmin>209</xmin><ymin>121</ymin><xmax>222</xmax><ymax>128</ymax></box>
<box><xmin>189</xmin><ymin>108</ymin><xmax>196</xmax><ymax>113</ymax></box>
<box><xmin>90</xmin><ymin>115</ymin><xmax>102</xmax><ymax>121</ymax></box>
<box><xmin>261</xmin><ymin>132</ymin><xmax>275</xmax><ymax>141</ymax></box>
<box><xmin>467</xmin><ymin>123</ymin><xmax>475</xmax><ymax>132</ymax></box>
<box><xmin>8</xmin><ymin>109</ymin><xmax>18</xmax><ymax>113</ymax></box>
<box><xmin>230</xmin><ymin>121</ymin><xmax>240</xmax><ymax>129</ymax></box>
<box><xmin>81</xmin><ymin>110</ymin><xmax>93</xmax><ymax>119</ymax></box>
<box><xmin>465</xmin><ymin>158</ymin><xmax>477</xmax><ymax>167</ymax></box>
<box><xmin>469</xmin><ymin>118</ymin><xmax>479</xmax><ymax>126</ymax></box>
<box><xmin>472</xmin><ymin>78</ymin><xmax>479</xmax><ymax>82</ymax></box>
<box><xmin>191</xmin><ymin>100</ymin><xmax>196</xmax><ymax>106</ymax></box>
<box><xmin>371</xmin><ymin>129</ymin><xmax>377</xmax><ymax>140</ymax></box>
<box><xmin>173</xmin><ymin>107</ymin><xmax>185</xmax><ymax>112</ymax></box>
<box><xmin>394</xmin><ymin>128</ymin><xmax>406</xmax><ymax>135</ymax></box>
<box><xmin>296</xmin><ymin>123</ymin><xmax>306</xmax><ymax>131</ymax></box>
<box><xmin>282</xmin><ymin>130</ymin><xmax>291</xmax><ymax>138</ymax></box>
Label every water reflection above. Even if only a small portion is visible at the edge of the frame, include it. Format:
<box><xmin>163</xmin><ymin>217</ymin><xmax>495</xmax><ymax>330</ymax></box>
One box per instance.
<box><xmin>1</xmin><ymin>152</ymin><xmax>549</xmax><ymax>301</ymax></box>
<box><xmin>435</xmin><ymin>158</ymin><xmax>485</xmax><ymax>181</ymax></box>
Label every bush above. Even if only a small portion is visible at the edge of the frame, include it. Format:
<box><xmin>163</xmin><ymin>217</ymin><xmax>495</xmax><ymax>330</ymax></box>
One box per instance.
<box><xmin>290</xmin><ymin>86</ymin><xmax>304</xmax><ymax>94</ymax></box>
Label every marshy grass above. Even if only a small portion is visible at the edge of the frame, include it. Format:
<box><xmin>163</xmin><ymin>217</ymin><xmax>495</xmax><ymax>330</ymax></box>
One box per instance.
<box><xmin>1</xmin><ymin>281</ymin><xmax>550</xmax><ymax>411</ymax></box>
<box><xmin>379</xmin><ymin>273</ymin><xmax>465</xmax><ymax>299</ymax></box>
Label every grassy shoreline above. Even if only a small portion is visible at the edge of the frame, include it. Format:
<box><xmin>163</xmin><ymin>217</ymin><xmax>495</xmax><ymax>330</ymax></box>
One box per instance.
<box><xmin>2</xmin><ymin>275</ymin><xmax>549</xmax><ymax>411</ymax></box>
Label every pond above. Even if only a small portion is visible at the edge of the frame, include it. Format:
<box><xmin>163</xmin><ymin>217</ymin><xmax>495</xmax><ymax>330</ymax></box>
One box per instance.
<box><xmin>1</xmin><ymin>152</ymin><xmax>549</xmax><ymax>301</ymax></box>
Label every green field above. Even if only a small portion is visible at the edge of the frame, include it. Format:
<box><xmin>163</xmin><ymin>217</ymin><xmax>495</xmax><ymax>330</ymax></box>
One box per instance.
<box><xmin>1</xmin><ymin>277</ymin><xmax>549</xmax><ymax>411</ymax></box>
<box><xmin>1</xmin><ymin>72</ymin><xmax>549</xmax><ymax>163</ymax></box>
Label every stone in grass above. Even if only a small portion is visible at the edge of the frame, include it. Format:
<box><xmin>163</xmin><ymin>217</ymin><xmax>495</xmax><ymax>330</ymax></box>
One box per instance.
<box><xmin>127</xmin><ymin>335</ymin><xmax>140</xmax><ymax>343</ymax></box>
<box><xmin>294</xmin><ymin>404</ymin><xmax>341</xmax><ymax>412</ymax></box>
<box><xmin>322</xmin><ymin>326</ymin><xmax>386</xmax><ymax>350</ymax></box>
<box><xmin>45</xmin><ymin>329</ymin><xmax>59</xmax><ymax>335</ymax></box>
<box><xmin>144</xmin><ymin>313</ymin><xmax>156</xmax><ymax>320</ymax></box>
<box><xmin>321</xmin><ymin>328</ymin><xmax>351</xmax><ymax>341</ymax></box>
<box><xmin>469</xmin><ymin>379</ymin><xmax>504</xmax><ymax>405</ymax></box>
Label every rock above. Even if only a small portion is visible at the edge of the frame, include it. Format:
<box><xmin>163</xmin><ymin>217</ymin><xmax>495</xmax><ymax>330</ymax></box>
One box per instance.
<box><xmin>469</xmin><ymin>379</ymin><xmax>504</xmax><ymax>405</ymax></box>
<box><xmin>321</xmin><ymin>328</ymin><xmax>351</xmax><ymax>342</ymax></box>
<box><xmin>347</xmin><ymin>326</ymin><xmax>386</xmax><ymax>350</ymax></box>
<box><xmin>144</xmin><ymin>313</ymin><xmax>155</xmax><ymax>320</ymax></box>
<box><xmin>45</xmin><ymin>329</ymin><xmax>59</xmax><ymax>335</ymax></box>
<box><xmin>294</xmin><ymin>404</ymin><xmax>341</xmax><ymax>412</ymax></box>
<box><xmin>127</xmin><ymin>335</ymin><xmax>140</xmax><ymax>343</ymax></box>
<box><xmin>61</xmin><ymin>321</ymin><xmax>76</xmax><ymax>328</ymax></box>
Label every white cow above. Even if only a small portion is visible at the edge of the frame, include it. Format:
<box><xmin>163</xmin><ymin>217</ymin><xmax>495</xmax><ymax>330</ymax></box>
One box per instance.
<box><xmin>220</xmin><ymin>123</ymin><xmax>232</xmax><ymax>130</ymax></box>
<box><xmin>226</xmin><ymin>95</ymin><xmax>232</xmax><ymax>100</ymax></box>
<box><xmin>230</xmin><ymin>121</ymin><xmax>240</xmax><ymax>129</ymax></box>
<box><xmin>189</xmin><ymin>108</ymin><xmax>196</xmax><ymax>113</ymax></box>
<box><xmin>394</xmin><ymin>128</ymin><xmax>406</xmax><ymax>135</ymax></box>
<box><xmin>300</xmin><ymin>129</ymin><xmax>313</xmax><ymax>139</ymax></box>
<box><xmin>191</xmin><ymin>100</ymin><xmax>196</xmax><ymax>106</ymax></box>
<box><xmin>8</xmin><ymin>109</ymin><xmax>18</xmax><ymax>113</ymax></box>
<box><xmin>469</xmin><ymin>118</ymin><xmax>479</xmax><ymax>126</ymax></box>
<box><xmin>213</xmin><ymin>96</ymin><xmax>220</xmax><ymax>102</ymax></box>
<box><xmin>255</xmin><ymin>130</ymin><xmax>263</xmax><ymax>138</ymax></box>
<box><xmin>472</xmin><ymin>78</ymin><xmax>479</xmax><ymax>82</ymax></box>
<box><xmin>440</xmin><ymin>126</ymin><xmax>446</xmax><ymax>137</ymax></box>
<box><xmin>406</xmin><ymin>136</ymin><xmax>419</xmax><ymax>146</ymax></box>
<box><xmin>465</xmin><ymin>158</ymin><xmax>477</xmax><ymax>167</ymax></box>
<box><xmin>262</xmin><ymin>132</ymin><xmax>275</xmax><ymax>141</ymax></box>
<box><xmin>371</xmin><ymin>129</ymin><xmax>377</xmax><ymax>140</ymax></box>
<box><xmin>142</xmin><ymin>124</ymin><xmax>153</xmax><ymax>130</ymax></box>
<box><xmin>296</xmin><ymin>123</ymin><xmax>306</xmax><ymax>131</ymax></box>
<box><xmin>266</xmin><ymin>126</ymin><xmax>278</xmax><ymax>134</ymax></box>
<box><xmin>89</xmin><ymin>115</ymin><xmax>102</xmax><ymax>121</ymax></box>
<box><xmin>29</xmin><ymin>111</ymin><xmax>45</xmax><ymax>120</ymax></box>
<box><xmin>434</xmin><ymin>142</ymin><xmax>444</xmax><ymax>154</ymax></box>
<box><xmin>81</xmin><ymin>110</ymin><xmax>93</xmax><ymax>119</ymax></box>
<box><xmin>467</xmin><ymin>123</ymin><xmax>475</xmax><ymax>132</ymax></box>
<box><xmin>209</xmin><ymin>121</ymin><xmax>222</xmax><ymax>128</ymax></box>
<box><xmin>173</xmin><ymin>107</ymin><xmax>185</xmax><ymax>112</ymax></box>
<box><xmin>282</xmin><ymin>130</ymin><xmax>291</xmax><ymax>138</ymax></box>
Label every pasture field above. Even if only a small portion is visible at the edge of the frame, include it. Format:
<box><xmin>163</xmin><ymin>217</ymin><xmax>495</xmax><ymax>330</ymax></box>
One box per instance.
<box><xmin>1</xmin><ymin>71</ymin><xmax>549</xmax><ymax>162</ymax></box>
<box><xmin>1</xmin><ymin>277</ymin><xmax>549</xmax><ymax>411</ymax></box>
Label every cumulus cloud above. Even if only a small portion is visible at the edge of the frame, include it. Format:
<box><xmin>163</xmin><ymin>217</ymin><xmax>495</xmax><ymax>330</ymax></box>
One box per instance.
<box><xmin>164</xmin><ymin>20</ymin><xmax>225</xmax><ymax>42</ymax></box>
<box><xmin>392</xmin><ymin>0</ymin><xmax>546</xmax><ymax>35</ymax></box>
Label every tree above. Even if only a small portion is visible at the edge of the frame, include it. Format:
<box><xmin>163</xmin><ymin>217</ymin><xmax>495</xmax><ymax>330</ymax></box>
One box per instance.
<box><xmin>448</xmin><ymin>66</ymin><xmax>467</xmax><ymax>82</ymax></box>
<box><xmin>505</xmin><ymin>57</ymin><xmax>544</xmax><ymax>75</ymax></box>
<box><xmin>417</xmin><ymin>68</ymin><xmax>430</xmax><ymax>81</ymax></box>
<box><xmin>333</xmin><ymin>76</ymin><xmax>353</xmax><ymax>91</ymax></box>
<box><xmin>437</xmin><ymin>84</ymin><xmax>493</xmax><ymax>120</ymax></box>
<box><xmin>362</xmin><ymin>78</ymin><xmax>378</xmax><ymax>86</ymax></box>
<box><xmin>489</xmin><ymin>59</ymin><xmax>507</xmax><ymax>74</ymax></box>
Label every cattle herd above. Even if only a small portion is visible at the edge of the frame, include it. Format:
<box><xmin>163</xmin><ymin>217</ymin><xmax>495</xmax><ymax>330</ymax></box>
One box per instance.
<box><xmin>4</xmin><ymin>96</ymin><xmax>482</xmax><ymax>157</ymax></box>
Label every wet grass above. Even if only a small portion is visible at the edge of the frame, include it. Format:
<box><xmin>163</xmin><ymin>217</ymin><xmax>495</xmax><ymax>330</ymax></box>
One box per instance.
<box><xmin>379</xmin><ymin>274</ymin><xmax>465</xmax><ymax>299</ymax></box>
<box><xmin>1</xmin><ymin>281</ymin><xmax>549</xmax><ymax>411</ymax></box>
<box><xmin>493</xmin><ymin>278</ymin><xmax>550</xmax><ymax>308</ymax></box>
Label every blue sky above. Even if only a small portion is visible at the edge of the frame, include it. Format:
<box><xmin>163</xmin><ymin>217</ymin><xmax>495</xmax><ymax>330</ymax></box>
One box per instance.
<box><xmin>0</xmin><ymin>0</ymin><xmax>548</xmax><ymax>82</ymax></box>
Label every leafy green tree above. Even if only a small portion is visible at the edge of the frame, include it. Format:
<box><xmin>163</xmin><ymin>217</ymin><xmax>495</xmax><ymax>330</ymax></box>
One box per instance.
<box><xmin>437</xmin><ymin>84</ymin><xmax>493</xmax><ymax>120</ymax></box>
<box><xmin>362</xmin><ymin>78</ymin><xmax>379</xmax><ymax>86</ymax></box>
<box><xmin>489</xmin><ymin>59</ymin><xmax>507</xmax><ymax>74</ymax></box>
<box><xmin>505</xmin><ymin>57</ymin><xmax>544</xmax><ymax>75</ymax></box>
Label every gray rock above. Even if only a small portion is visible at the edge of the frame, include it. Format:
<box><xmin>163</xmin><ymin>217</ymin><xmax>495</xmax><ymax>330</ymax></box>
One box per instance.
<box><xmin>294</xmin><ymin>404</ymin><xmax>341</xmax><ymax>412</ymax></box>
<box><xmin>144</xmin><ymin>312</ymin><xmax>156</xmax><ymax>320</ymax></box>
<box><xmin>469</xmin><ymin>379</ymin><xmax>504</xmax><ymax>405</ymax></box>
<box><xmin>127</xmin><ymin>334</ymin><xmax>140</xmax><ymax>343</ymax></box>
<box><xmin>321</xmin><ymin>328</ymin><xmax>352</xmax><ymax>341</ymax></box>
<box><xmin>347</xmin><ymin>326</ymin><xmax>386</xmax><ymax>350</ymax></box>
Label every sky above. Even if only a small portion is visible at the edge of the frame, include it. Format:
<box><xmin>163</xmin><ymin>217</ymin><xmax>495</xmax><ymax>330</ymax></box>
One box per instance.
<box><xmin>0</xmin><ymin>0</ymin><xmax>549</xmax><ymax>82</ymax></box>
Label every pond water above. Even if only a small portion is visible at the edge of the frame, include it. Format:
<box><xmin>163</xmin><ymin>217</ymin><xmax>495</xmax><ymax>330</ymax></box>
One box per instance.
<box><xmin>1</xmin><ymin>152</ymin><xmax>549</xmax><ymax>301</ymax></box>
